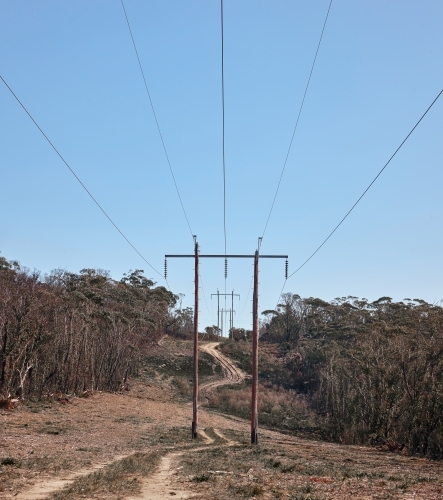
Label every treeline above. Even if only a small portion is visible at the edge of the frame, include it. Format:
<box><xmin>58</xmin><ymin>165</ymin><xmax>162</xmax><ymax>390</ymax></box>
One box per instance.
<box><xmin>0</xmin><ymin>255</ymin><xmax>177</xmax><ymax>400</ymax></box>
<box><xmin>261</xmin><ymin>293</ymin><xmax>443</xmax><ymax>459</ymax></box>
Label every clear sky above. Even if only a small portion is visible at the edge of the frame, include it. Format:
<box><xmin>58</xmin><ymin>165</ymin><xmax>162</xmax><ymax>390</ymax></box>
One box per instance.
<box><xmin>1</xmin><ymin>1</ymin><xmax>442</xmax><ymax>333</ymax></box>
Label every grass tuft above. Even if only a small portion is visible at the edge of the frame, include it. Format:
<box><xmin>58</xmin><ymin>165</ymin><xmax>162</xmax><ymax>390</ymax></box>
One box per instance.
<box><xmin>1</xmin><ymin>457</ymin><xmax>17</xmax><ymax>466</ymax></box>
<box><xmin>51</xmin><ymin>452</ymin><xmax>160</xmax><ymax>499</ymax></box>
<box><xmin>234</xmin><ymin>484</ymin><xmax>264</xmax><ymax>496</ymax></box>
<box><xmin>192</xmin><ymin>473</ymin><xmax>211</xmax><ymax>482</ymax></box>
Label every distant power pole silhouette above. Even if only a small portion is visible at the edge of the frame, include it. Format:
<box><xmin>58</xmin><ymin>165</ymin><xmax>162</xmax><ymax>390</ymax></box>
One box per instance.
<box><xmin>220</xmin><ymin>308</ymin><xmax>235</xmax><ymax>337</ymax></box>
<box><xmin>212</xmin><ymin>290</ymin><xmax>240</xmax><ymax>337</ymax></box>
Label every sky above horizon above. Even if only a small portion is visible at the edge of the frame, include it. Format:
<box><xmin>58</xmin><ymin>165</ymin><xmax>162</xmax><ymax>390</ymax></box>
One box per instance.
<box><xmin>1</xmin><ymin>1</ymin><xmax>442</xmax><ymax>333</ymax></box>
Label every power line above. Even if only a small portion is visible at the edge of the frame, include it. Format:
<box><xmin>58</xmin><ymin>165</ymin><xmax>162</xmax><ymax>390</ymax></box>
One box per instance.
<box><xmin>120</xmin><ymin>0</ymin><xmax>194</xmax><ymax>238</ymax></box>
<box><xmin>200</xmin><ymin>272</ymin><xmax>212</xmax><ymax>316</ymax></box>
<box><xmin>1</xmin><ymin>75</ymin><xmax>163</xmax><ymax>279</ymax></box>
<box><xmin>275</xmin><ymin>279</ymin><xmax>287</xmax><ymax>312</ymax></box>
<box><xmin>220</xmin><ymin>0</ymin><xmax>228</xmax><ymax>333</ymax></box>
<box><xmin>261</xmin><ymin>0</ymin><xmax>333</xmax><ymax>240</ymax></box>
<box><xmin>240</xmin><ymin>274</ymin><xmax>254</xmax><ymax>315</ymax></box>
<box><xmin>287</xmin><ymin>87</ymin><xmax>443</xmax><ymax>279</ymax></box>
<box><xmin>221</xmin><ymin>0</ymin><xmax>227</xmax><ymax>257</ymax></box>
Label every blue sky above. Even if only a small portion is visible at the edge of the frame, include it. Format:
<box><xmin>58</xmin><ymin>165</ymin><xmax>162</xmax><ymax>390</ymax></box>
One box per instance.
<box><xmin>1</xmin><ymin>1</ymin><xmax>442</xmax><ymax>333</ymax></box>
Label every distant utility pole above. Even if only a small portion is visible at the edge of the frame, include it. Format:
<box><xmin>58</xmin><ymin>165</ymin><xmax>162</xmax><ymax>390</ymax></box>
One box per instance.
<box><xmin>211</xmin><ymin>289</ymin><xmax>221</xmax><ymax>336</ymax></box>
<box><xmin>165</xmin><ymin>241</ymin><xmax>288</xmax><ymax>443</ymax></box>
<box><xmin>211</xmin><ymin>290</ymin><xmax>240</xmax><ymax>337</ymax></box>
<box><xmin>220</xmin><ymin>308</ymin><xmax>235</xmax><ymax>337</ymax></box>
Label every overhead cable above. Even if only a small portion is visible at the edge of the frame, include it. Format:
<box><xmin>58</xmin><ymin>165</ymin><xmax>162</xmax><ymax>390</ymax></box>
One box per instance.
<box><xmin>221</xmin><ymin>0</ymin><xmax>227</xmax><ymax>258</ymax></box>
<box><xmin>240</xmin><ymin>274</ymin><xmax>254</xmax><ymax>315</ymax></box>
<box><xmin>1</xmin><ymin>75</ymin><xmax>163</xmax><ymax>279</ymax></box>
<box><xmin>261</xmin><ymin>0</ymin><xmax>333</xmax><ymax>240</ymax></box>
<box><xmin>200</xmin><ymin>272</ymin><xmax>212</xmax><ymax>315</ymax></box>
<box><xmin>287</xmin><ymin>88</ymin><xmax>443</xmax><ymax>279</ymax></box>
<box><xmin>220</xmin><ymin>0</ymin><xmax>229</xmax><ymax>333</ymax></box>
<box><xmin>120</xmin><ymin>0</ymin><xmax>194</xmax><ymax>238</ymax></box>
<box><xmin>274</xmin><ymin>88</ymin><xmax>443</xmax><ymax>307</ymax></box>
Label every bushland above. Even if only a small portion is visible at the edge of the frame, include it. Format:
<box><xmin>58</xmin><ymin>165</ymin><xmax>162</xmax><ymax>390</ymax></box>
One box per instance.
<box><xmin>0</xmin><ymin>254</ymin><xmax>176</xmax><ymax>400</ymax></box>
<box><xmin>227</xmin><ymin>293</ymin><xmax>443</xmax><ymax>458</ymax></box>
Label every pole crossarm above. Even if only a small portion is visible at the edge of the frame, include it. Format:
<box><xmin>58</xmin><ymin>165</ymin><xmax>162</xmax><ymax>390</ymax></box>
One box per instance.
<box><xmin>211</xmin><ymin>293</ymin><xmax>240</xmax><ymax>297</ymax></box>
<box><xmin>165</xmin><ymin>254</ymin><xmax>288</xmax><ymax>258</ymax></box>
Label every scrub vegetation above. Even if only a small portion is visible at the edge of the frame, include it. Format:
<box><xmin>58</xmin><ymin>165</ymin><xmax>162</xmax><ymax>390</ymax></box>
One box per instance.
<box><xmin>0</xmin><ymin>254</ymin><xmax>192</xmax><ymax>401</ymax></box>
<box><xmin>219</xmin><ymin>293</ymin><xmax>443</xmax><ymax>459</ymax></box>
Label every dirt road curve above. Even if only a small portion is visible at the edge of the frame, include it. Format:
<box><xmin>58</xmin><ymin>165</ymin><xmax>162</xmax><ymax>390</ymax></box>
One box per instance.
<box><xmin>6</xmin><ymin>341</ymin><xmax>441</xmax><ymax>499</ymax></box>
<box><xmin>6</xmin><ymin>341</ymin><xmax>243</xmax><ymax>500</ymax></box>
<box><xmin>199</xmin><ymin>341</ymin><xmax>245</xmax><ymax>393</ymax></box>
<box><xmin>126</xmin><ymin>342</ymin><xmax>245</xmax><ymax>500</ymax></box>
<box><xmin>128</xmin><ymin>343</ymin><xmax>244</xmax><ymax>499</ymax></box>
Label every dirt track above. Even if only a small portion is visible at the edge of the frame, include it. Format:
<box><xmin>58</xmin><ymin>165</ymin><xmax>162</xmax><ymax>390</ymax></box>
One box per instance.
<box><xmin>125</xmin><ymin>429</ymin><xmax>235</xmax><ymax>500</ymax></box>
<box><xmin>1</xmin><ymin>341</ymin><xmax>245</xmax><ymax>500</ymax></box>
<box><xmin>125</xmin><ymin>343</ymin><xmax>244</xmax><ymax>499</ymax></box>
<box><xmin>2</xmin><ymin>339</ymin><xmax>443</xmax><ymax>500</ymax></box>
<box><xmin>199</xmin><ymin>342</ymin><xmax>245</xmax><ymax>392</ymax></box>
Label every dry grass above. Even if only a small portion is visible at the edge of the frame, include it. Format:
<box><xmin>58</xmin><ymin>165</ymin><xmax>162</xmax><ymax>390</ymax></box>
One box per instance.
<box><xmin>207</xmin><ymin>381</ymin><xmax>321</xmax><ymax>436</ymax></box>
<box><xmin>3</xmin><ymin>338</ymin><xmax>443</xmax><ymax>500</ymax></box>
<box><xmin>173</xmin><ymin>432</ymin><xmax>443</xmax><ymax>499</ymax></box>
<box><xmin>174</xmin><ymin>376</ymin><xmax>193</xmax><ymax>397</ymax></box>
<box><xmin>50</xmin><ymin>452</ymin><xmax>160</xmax><ymax>499</ymax></box>
<box><xmin>140</xmin><ymin>339</ymin><xmax>221</xmax><ymax>383</ymax></box>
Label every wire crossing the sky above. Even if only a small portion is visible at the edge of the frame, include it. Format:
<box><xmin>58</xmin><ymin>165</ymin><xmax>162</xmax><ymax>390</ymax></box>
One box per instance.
<box><xmin>239</xmin><ymin>274</ymin><xmax>254</xmax><ymax>315</ymax></box>
<box><xmin>220</xmin><ymin>0</ymin><xmax>229</xmax><ymax>317</ymax></box>
<box><xmin>120</xmin><ymin>0</ymin><xmax>194</xmax><ymax>238</ymax></box>
<box><xmin>1</xmin><ymin>75</ymin><xmax>164</xmax><ymax>279</ymax></box>
<box><xmin>261</xmin><ymin>0</ymin><xmax>333</xmax><ymax>240</ymax></box>
<box><xmin>273</xmin><ymin>86</ymin><xmax>443</xmax><ymax>308</ymax></box>
<box><xmin>200</xmin><ymin>272</ymin><xmax>212</xmax><ymax>316</ymax></box>
<box><xmin>287</xmin><ymin>87</ymin><xmax>443</xmax><ymax>279</ymax></box>
<box><xmin>274</xmin><ymin>87</ymin><xmax>443</xmax><ymax>307</ymax></box>
<box><xmin>221</xmin><ymin>0</ymin><xmax>227</xmax><ymax>258</ymax></box>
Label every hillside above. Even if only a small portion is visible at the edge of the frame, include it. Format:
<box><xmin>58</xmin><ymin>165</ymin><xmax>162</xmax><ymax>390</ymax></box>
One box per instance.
<box><xmin>2</xmin><ymin>337</ymin><xmax>443</xmax><ymax>500</ymax></box>
<box><xmin>228</xmin><ymin>294</ymin><xmax>443</xmax><ymax>458</ymax></box>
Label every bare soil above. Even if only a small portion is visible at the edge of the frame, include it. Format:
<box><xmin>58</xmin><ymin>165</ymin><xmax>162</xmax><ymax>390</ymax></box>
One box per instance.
<box><xmin>1</xmin><ymin>339</ymin><xmax>442</xmax><ymax>499</ymax></box>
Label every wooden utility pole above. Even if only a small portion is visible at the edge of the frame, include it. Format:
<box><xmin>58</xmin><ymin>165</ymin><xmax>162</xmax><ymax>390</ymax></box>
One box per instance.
<box><xmin>211</xmin><ymin>290</ymin><xmax>221</xmax><ymax>337</ymax></box>
<box><xmin>220</xmin><ymin>307</ymin><xmax>224</xmax><ymax>338</ymax></box>
<box><xmin>164</xmin><ymin>246</ymin><xmax>287</xmax><ymax>442</ymax></box>
<box><xmin>192</xmin><ymin>238</ymin><xmax>199</xmax><ymax>439</ymax></box>
<box><xmin>217</xmin><ymin>289</ymin><xmax>220</xmax><ymax>336</ymax></box>
<box><xmin>251</xmin><ymin>249</ymin><xmax>259</xmax><ymax>444</ymax></box>
<box><xmin>231</xmin><ymin>290</ymin><xmax>237</xmax><ymax>331</ymax></box>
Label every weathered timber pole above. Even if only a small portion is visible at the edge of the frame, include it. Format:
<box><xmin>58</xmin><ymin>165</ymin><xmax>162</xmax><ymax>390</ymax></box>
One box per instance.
<box><xmin>251</xmin><ymin>249</ymin><xmax>259</xmax><ymax>444</ymax></box>
<box><xmin>231</xmin><ymin>290</ymin><xmax>234</xmax><ymax>331</ymax></box>
<box><xmin>164</xmin><ymin>249</ymin><xmax>287</xmax><ymax>444</ymax></box>
<box><xmin>192</xmin><ymin>240</ymin><xmax>199</xmax><ymax>439</ymax></box>
<box><xmin>217</xmin><ymin>289</ymin><xmax>220</xmax><ymax>338</ymax></box>
<box><xmin>221</xmin><ymin>308</ymin><xmax>224</xmax><ymax>338</ymax></box>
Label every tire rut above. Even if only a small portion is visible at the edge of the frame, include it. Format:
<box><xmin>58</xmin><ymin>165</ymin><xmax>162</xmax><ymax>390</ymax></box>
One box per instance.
<box><xmin>124</xmin><ymin>342</ymin><xmax>242</xmax><ymax>499</ymax></box>
<box><xmin>14</xmin><ymin>342</ymin><xmax>242</xmax><ymax>500</ymax></box>
<box><xmin>12</xmin><ymin>454</ymin><xmax>129</xmax><ymax>500</ymax></box>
